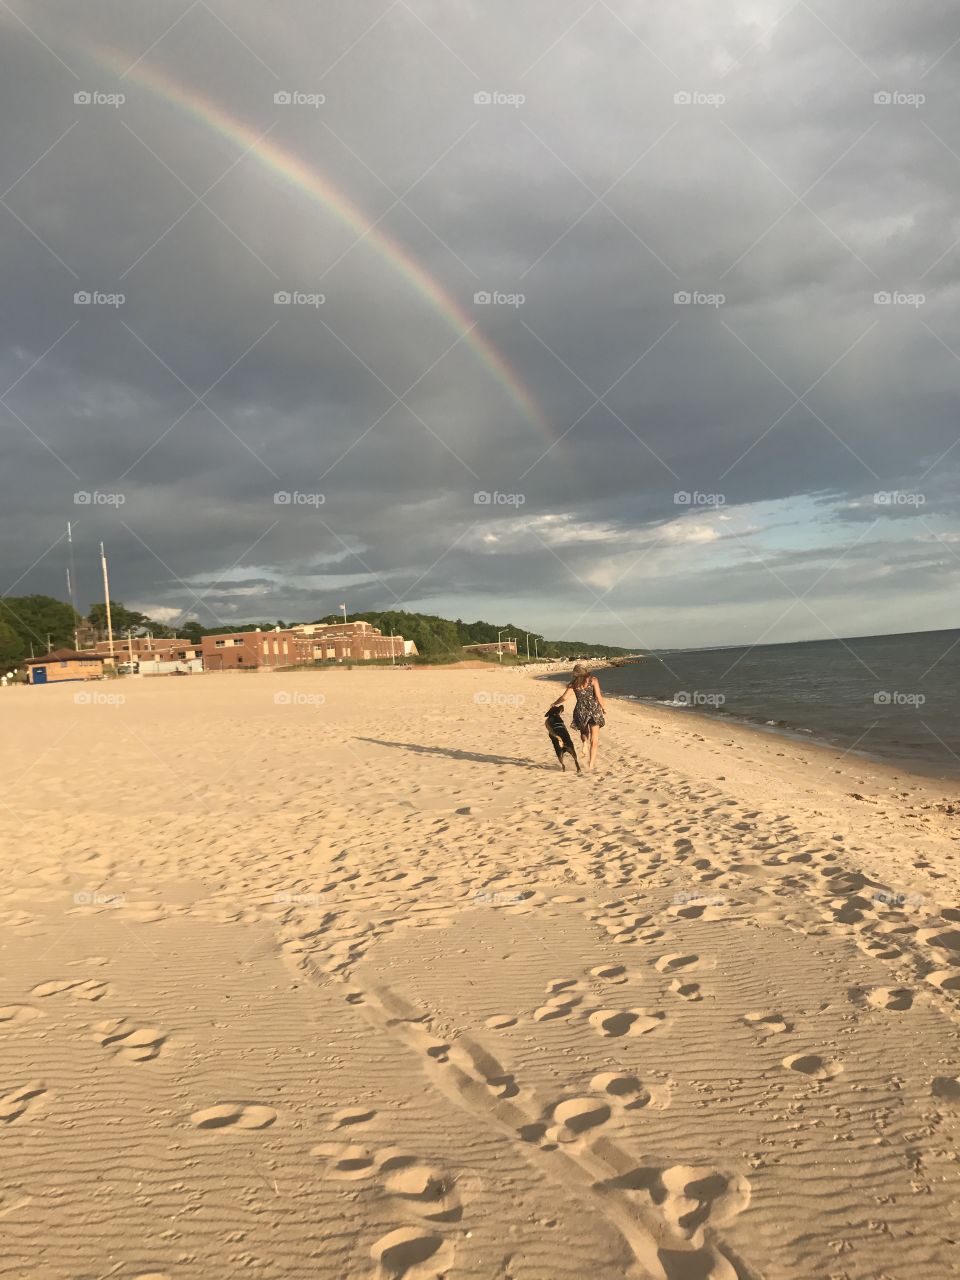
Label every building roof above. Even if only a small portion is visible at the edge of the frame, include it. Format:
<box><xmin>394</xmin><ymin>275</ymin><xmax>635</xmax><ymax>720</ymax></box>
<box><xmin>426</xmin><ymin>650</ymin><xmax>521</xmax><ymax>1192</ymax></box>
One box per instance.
<box><xmin>25</xmin><ymin>648</ymin><xmax>104</xmax><ymax>665</ymax></box>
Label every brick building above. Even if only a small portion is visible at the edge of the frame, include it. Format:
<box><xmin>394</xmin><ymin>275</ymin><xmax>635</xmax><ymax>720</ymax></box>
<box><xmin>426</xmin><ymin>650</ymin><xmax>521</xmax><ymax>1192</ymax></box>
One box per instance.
<box><xmin>200</xmin><ymin>621</ymin><xmax>415</xmax><ymax>671</ymax></box>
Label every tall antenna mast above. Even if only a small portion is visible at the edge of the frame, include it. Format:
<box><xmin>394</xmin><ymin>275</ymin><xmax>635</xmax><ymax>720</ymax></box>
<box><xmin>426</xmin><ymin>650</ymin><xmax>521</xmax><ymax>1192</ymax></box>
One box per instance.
<box><xmin>100</xmin><ymin>542</ymin><xmax>114</xmax><ymax>664</ymax></box>
<box><xmin>66</xmin><ymin>521</ymin><xmax>79</xmax><ymax>649</ymax></box>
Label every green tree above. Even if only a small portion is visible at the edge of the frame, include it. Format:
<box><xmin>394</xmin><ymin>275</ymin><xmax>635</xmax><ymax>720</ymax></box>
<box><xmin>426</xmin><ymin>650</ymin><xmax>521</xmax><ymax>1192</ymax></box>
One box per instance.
<box><xmin>0</xmin><ymin>595</ymin><xmax>78</xmax><ymax>654</ymax></box>
<box><xmin>0</xmin><ymin>619</ymin><xmax>25</xmax><ymax>666</ymax></box>
<box><xmin>87</xmin><ymin>601</ymin><xmax>174</xmax><ymax>639</ymax></box>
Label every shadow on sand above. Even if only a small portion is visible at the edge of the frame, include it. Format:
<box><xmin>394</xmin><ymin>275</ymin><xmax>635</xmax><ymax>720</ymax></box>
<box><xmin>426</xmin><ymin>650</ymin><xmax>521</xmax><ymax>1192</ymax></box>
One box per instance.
<box><xmin>356</xmin><ymin>738</ymin><xmax>553</xmax><ymax>771</ymax></box>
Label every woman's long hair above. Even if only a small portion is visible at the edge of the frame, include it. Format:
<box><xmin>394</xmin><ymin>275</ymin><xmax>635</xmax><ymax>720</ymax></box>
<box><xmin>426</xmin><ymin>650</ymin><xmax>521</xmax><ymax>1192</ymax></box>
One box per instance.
<box><xmin>571</xmin><ymin>663</ymin><xmax>590</xmax><ymax>690</ymax></box>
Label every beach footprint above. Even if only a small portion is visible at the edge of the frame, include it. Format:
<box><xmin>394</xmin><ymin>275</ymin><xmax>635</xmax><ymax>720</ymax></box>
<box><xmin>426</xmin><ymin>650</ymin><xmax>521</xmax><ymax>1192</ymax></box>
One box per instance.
<box><xmin>588</xmin><ymin>963</ymin><xmax>630</xmax><ymax>985</ymax></box>
<box><xmin>546</xmin><ymin>1097</ymin><xmax>612</xmax><ymax>1143</ymax></box>
<box><xmin>668</xmin><ymin>978</ymin><xmax>702</xmax><ymax>1002</ymax></box>
<box><xmin>782</xmin><ymin>1053</ymin><xmax>844</xmax><ymax>1081</ymax></box>
<box><xmin>533</xmin><ymin>994</ymin><xmax>582</xmax><ymax>1022</ymax></box>
<box><xmin>863</xmin><ymin>987</ymin><xmax>914</xmax><ymax>1012</ymax></box>
<box><xmin>654</xmin><ymin>953</ymin><xmax>700</xmax><ymax>974</ymax></box>
<box><xmin>369</xmin><ymin>1226</ymin><xmax>454</xmax><ymax>1277</ymax></box>
<box><xmin>590</xmin><ymin>1072</ymin><xmax>651</xmax><ymax>1108</ymax></box>
<box><xmin>329</xmin><ymin>1106</ymin><xmax>377</xmax><ymax>1130</ymax></box>
<box><xmin>484</xmin><ymin>1014</ymin><xmax>518</xmax><ymax>1030</ymax></box>
<box><xmin>31</xmin><ymin>978</ymin><xmax>110</xmax><ymax>1002</ymax></box>
<box><xmin>383</xmin><ymin>1162</ymin><xmax>462</xmax><ymax>1222</ymax></box>
<box><xmin>310</xmin><ymin>1141</ymin><xmax>376</xmax><ymax>1181</ymax></box>
<box><xmin>659</xmin><ymin>1164</ymin><xmax>752</xmax><ymax>1240</ymax></box>
<box><xmin>588</xmin><ymin>1008</ymin><xmax>667</xmax><ymax>1038</ymax></box>
<box><xmin>931</xmin><ymin>1076</ymin><xmax>960</xmax><ymax>1103</ymax></box>
<box><xmin>0</xmin><ymin>1005</ymin><xmax>44</xmax><ymax>1028</ymax></box>
<box><xmin>91</xmin><ymin>1018</ymin><xmax>167</xmax><ymax>1062</ymax></box>
<box><xmin>742</xmin><ymin>1011</ymin><xmax>790</xmax><ymax>1036</ymax></box>
<box><xmin>0</xmin><ymin>1081</ymin><xmax>46</xmax><ymax>1123</ymax></box>
<box><xmin>189</xmin><ymin>1103</ymin><xmax>277</xmax><ymax>1130</ymax></box>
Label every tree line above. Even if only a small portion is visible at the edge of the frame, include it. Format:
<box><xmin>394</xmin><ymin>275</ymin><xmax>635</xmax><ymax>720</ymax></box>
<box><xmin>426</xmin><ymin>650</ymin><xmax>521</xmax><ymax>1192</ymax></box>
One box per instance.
<box><xmin>0</xmin><ymin>596</ymin><xmax>631</xmax><ymax>666</ymax></box>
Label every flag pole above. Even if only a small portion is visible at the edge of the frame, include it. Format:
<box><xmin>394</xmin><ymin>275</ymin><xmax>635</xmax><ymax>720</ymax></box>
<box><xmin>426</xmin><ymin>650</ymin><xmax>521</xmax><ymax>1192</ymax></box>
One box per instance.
<box><xmin>100</xmin><ymin>543</ymin><xmax>115</xmax><ymax>667</ymax></box>
<box><xmin>66</xmin><ymin>521</ymin><xmax>80</xmax><ymax>649</ymax></box>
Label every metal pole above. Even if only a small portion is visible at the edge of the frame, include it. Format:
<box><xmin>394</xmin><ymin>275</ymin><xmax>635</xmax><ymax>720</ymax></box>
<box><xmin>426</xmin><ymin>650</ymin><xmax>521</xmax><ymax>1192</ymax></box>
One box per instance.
<box><xmin>526</xmin><ymin>634</ymin><xmax>530</xmax><ymax>660</ymax></box>
<box><xmin>100</xmin><ymin>543</ymin><xmax>114</xmax><ymax>666</ymax></box>
<box><xmin>66</xmin><ymin>521</ymin><xmax>79</xmax><ymax>648</ymax></box>
<box><xmin>534</xmin><ymin>637</ymin><xmax>539</xmax><ymax>660</ymax></box>
<box><xmin>391</xmin><ymin>633</ymin><xmax>396</xmax><ymax>665</ymax></box>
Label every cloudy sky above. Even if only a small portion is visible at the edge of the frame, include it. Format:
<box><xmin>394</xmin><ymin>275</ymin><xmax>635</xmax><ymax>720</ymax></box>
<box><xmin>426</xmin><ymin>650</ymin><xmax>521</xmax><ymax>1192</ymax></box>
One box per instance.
<box><xmin>1</xmin><ymin>0</ymin><xmax>958</xmax><ymax>649</ymax></box>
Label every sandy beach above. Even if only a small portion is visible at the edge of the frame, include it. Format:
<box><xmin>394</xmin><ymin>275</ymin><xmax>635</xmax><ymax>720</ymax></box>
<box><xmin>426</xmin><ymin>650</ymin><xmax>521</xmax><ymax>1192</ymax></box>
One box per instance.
<box><xmin>3</xmin><ymin>666</ymin><xmax>960</xmax><ymax>1280</ymax></box>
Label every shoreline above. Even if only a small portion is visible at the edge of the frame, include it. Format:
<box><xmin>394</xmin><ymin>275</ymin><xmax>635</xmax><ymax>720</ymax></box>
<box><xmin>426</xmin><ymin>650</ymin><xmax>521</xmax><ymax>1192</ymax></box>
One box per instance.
<box><xmin>527</xmin><ymin>664</ymin><xmax>960</xmax><ymax>788</ymax></box>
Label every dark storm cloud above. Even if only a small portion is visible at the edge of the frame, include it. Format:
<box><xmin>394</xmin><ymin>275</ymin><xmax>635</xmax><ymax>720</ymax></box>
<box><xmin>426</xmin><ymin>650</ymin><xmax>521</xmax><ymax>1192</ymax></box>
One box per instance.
<box><xmin>1</xmin><ymin>0</ymin><xmax>959</xmax><ymax>641</ymax></box>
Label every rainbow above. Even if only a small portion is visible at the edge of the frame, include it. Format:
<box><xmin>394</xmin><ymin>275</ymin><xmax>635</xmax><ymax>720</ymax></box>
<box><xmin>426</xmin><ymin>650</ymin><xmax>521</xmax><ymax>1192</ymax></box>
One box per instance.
<box><xmin>90</xmin><ymin>45</ymin><xmax>550</xmax><ymax>439</ymax></box>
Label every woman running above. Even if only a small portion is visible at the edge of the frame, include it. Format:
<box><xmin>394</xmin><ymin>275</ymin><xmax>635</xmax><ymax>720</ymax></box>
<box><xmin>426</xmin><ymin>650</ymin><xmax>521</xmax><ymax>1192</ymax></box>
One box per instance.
<box><xmin>548</xmin><ymin>663</ymin><xmax>606</xmax><ymax>772</ymax></box>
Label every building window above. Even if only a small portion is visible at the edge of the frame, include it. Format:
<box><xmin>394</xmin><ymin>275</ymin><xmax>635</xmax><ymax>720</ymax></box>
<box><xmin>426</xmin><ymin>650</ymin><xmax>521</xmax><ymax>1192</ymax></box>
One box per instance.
<box><xmin>215</xmin><ymin>639</ymin><xmax>226</xmax><ymax>648</ymax></box>
<box><xmin>232</xmin><ymin>638</ymin><xmax>244</xmax><ymax>646</ymax></box>
<box><xmin>262</xmin><ymin>641</ymin><xmax>269</xmax><ymax>654</ymax></box>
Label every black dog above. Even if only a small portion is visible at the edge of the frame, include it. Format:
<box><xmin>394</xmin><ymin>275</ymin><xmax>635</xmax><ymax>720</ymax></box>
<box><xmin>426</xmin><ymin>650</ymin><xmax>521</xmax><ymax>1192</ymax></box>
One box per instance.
<box><xmin>545</xmin><ymin>706</ymin><xmax>581</xmax><ymax>773</ymax></box>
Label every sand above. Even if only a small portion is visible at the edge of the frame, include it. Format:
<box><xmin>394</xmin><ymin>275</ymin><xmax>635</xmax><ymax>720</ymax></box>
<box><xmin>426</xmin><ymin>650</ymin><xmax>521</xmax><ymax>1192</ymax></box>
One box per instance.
<box><xmin>2</xmin><ymin>665</ymin><xmax>960</xmax><ymax>1280</ymax></box>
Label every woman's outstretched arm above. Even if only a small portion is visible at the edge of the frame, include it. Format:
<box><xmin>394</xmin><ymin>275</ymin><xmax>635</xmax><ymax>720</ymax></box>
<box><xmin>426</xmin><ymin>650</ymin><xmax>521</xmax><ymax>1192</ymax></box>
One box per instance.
<box><xmin>547</xmin><ymin>683</ymin><xmax>573</xmax><ymax>711</ymax></box>
<box><xmin>592</xmin><ymin>676</ymin><xmax>607</xmax><ymax>711</ymax></box>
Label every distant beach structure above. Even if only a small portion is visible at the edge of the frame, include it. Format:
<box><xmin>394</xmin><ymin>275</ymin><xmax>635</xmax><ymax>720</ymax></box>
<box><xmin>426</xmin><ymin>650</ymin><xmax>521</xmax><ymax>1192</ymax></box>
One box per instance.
<box><xmin>25</xmin><ymin>649</ymin><xmax>104</xmax><ymax>684</ymax></box>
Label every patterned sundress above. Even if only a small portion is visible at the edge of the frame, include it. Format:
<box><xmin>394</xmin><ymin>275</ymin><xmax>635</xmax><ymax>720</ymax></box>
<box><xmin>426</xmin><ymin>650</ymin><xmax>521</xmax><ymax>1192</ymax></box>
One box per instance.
<box><xmin>572</xmin><ymin>680</ymin><xmax>605</xmax><ymax>732</ymax></box>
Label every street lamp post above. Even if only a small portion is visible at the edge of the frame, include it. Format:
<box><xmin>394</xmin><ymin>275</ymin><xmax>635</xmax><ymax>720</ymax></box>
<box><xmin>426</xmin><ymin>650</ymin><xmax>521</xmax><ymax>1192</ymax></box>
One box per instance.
<box><xmin>497</xmin><ymin>630</ymin><xmax>506</xmax><ymax>662</ymax></box>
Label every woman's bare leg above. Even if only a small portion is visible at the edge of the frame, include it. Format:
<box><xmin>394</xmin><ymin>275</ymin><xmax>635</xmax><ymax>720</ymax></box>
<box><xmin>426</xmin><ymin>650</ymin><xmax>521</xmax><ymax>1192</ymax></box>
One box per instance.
<box><xmin>589</xmin><ymin>724</ymin><xmax>600</xmax><ymax>770</ymax></box>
